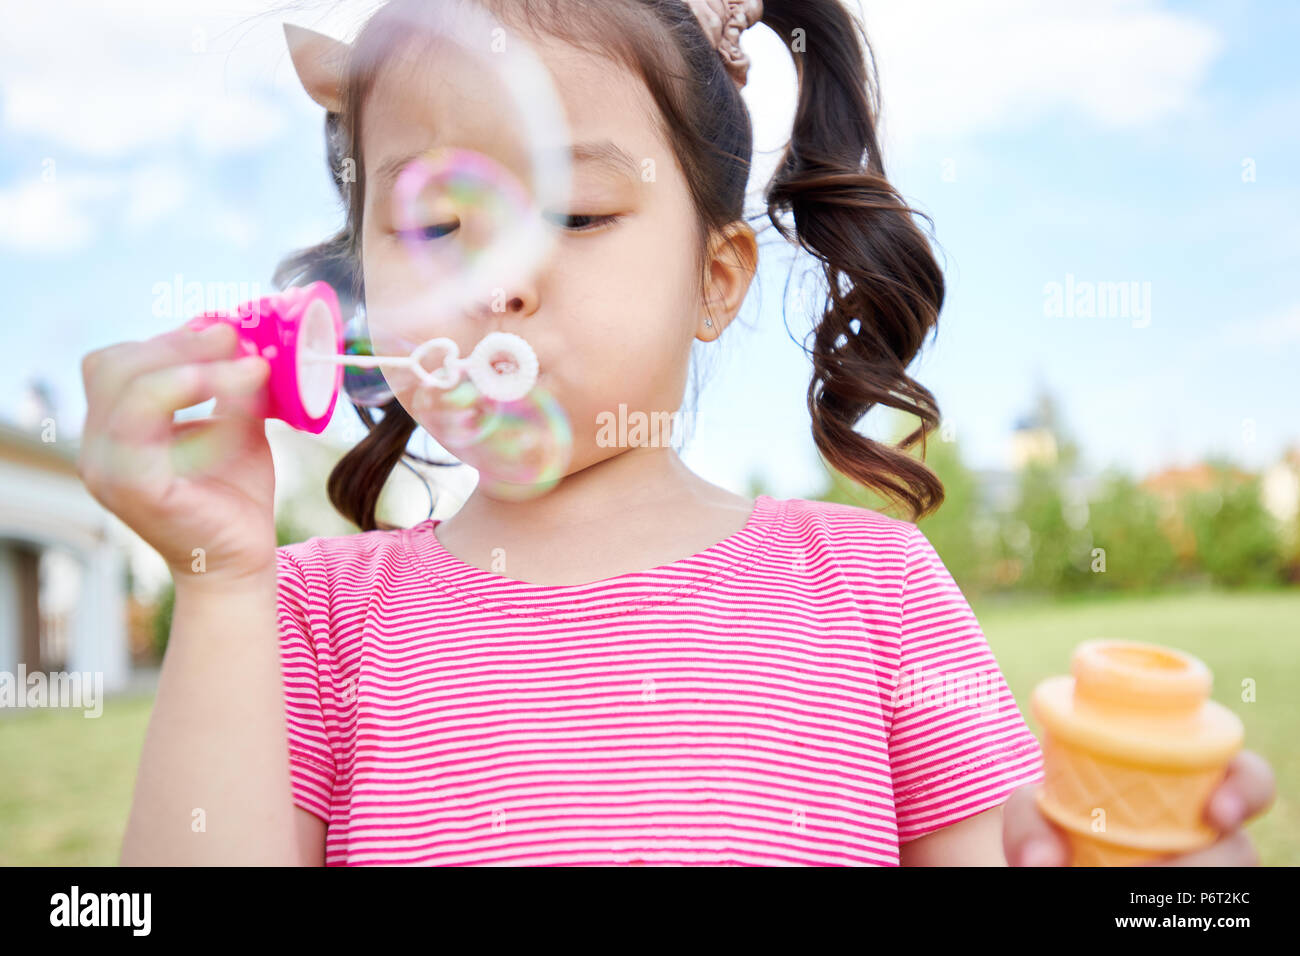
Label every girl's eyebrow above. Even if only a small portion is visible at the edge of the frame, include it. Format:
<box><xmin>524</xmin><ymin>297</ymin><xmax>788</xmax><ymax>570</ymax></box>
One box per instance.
<box><xmin>565</xmin><ymin>140</ymin><xmax>640</xmax><ymax>181</ymax></box>
<box><xmin>370</xmin><ymin>140</ymin><xmax>639</xmax><ymax>199</ymax></box>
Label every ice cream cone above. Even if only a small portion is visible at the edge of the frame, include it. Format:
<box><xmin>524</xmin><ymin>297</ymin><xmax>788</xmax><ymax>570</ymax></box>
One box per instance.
<box><xmin>1031</xmin><ymin>640</ymin><xmax>1244</xmax><ymax>867</ymax></box>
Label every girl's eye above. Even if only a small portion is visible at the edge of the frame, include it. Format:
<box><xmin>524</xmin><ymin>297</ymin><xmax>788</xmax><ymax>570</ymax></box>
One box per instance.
<box><xmin>544</xmin><ymin>212</ymin><xmax>623</xmax><ymax>232</ymax></box>
<box><xmin>395</xmin><ymin>213</ymin><xmax>621</xmax><ymax>242</ymax></box>
<box><xmin>396</xmin><ymin>222</ymin><xmax>458</xmax><ymax>242</ymax></box>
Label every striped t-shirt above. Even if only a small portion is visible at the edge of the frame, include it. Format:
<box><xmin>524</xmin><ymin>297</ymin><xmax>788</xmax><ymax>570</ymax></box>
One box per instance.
<box><xmin>275</xmin><ymin>493</ymin><xmax>1045</xmax><ymax>865</ymax></box>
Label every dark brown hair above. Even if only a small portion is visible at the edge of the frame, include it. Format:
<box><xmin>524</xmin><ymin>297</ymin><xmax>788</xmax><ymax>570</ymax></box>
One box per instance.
<box><xmin>274</xmin><ymin>0</ymin><xmax>946</xmax><ymax>530</ymax></box>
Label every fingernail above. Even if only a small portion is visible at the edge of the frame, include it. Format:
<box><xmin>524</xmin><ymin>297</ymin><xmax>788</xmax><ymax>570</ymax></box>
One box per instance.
<box><xmin>1021</xmin><ymin>839</ymin><xmax>1060</xmax><ymax>867</ymax></box>
<box><xmin>1210</xmin><ymin>790</ymin><xmax>1244</xmax><ymax>828</ymax></box>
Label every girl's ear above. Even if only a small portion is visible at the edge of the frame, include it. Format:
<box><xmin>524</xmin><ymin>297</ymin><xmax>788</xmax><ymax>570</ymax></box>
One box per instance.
<box><xmin>283</xmin><ymin>22</ymin><xmax>349</xmax><ymax>113</ymax></box>
<box><xmin>698</xmin><ymin>222</ymin><xmax>758</xmax><ymax>341</ymax></box>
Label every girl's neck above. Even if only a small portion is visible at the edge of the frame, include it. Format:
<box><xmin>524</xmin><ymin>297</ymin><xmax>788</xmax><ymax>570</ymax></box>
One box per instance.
<box><xmin>442</xmin><ymin>445</ymin><xmax>750</xmax><ymax>542</ymax></box>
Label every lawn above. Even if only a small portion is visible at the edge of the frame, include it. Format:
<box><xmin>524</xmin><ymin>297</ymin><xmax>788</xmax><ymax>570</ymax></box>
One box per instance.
<box><xmin>1</xmin><ymin>588</ymin><xmax>1294</xmax><ymax>866</ymax></box>
<box><xmin>0</xmin><ymin>689</ymin><xmax>152</xmax><ymax>866</ymax></box>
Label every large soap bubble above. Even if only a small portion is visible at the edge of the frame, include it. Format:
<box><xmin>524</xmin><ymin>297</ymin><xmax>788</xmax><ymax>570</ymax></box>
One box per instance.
<box><xmin>432</xmin><ymin>379</ymin><xmax>574</xmax><ymax>501</ymax></box>
<box><xmin>334</xmin><ymin>0</ymin><xmax>576</xmax><ymax>498</ymax></box>
<box><xmin>354</xmin><ymin>0</ymin><xmax>572</xmax><ymax>344</ymax></box>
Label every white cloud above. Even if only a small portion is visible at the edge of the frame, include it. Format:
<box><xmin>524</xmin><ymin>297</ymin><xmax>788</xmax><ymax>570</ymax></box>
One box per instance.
<box><xmin>122</xmin><ymin>163</ymin><xmax>192</xmax><ymax>231</ymax></box>
<box><xmin>868</xmin><ymin>0</ymin><xmax>1221</xmax><ymax>145</ymax></box>
<box><xmin>3</xmin><ymin>81</ymin><xmax>192</xmax><ymax>160</ymax></box>
<box><xmin>208</xmin><ymin>206</ymin><xmax>260</xmax><ymax>247</ymax></box>
<box><xmin>0</xmin><ymin>0</ymin><xmax>1232</xmax><ymax>257</ymax></box>
<box><xmin>0</xmin><ymin>0</ymin><xmax>303</xmax><ymax>253</ymax></box>
<box><xmin>0</xmin><ymin>174</ymin><xmax>120</xmax><ymax>253</ymax></box>
<box><xmin>743</xmin><ymin>0</ymin><xmax>1222</xmax><ymax>162</ymax></box>
<box><xmin>0</xmin><ymin>1</ymin><xmax>288</xmax><ymax>160</ymax></box>
<box><xmin>0</xmin><ymin>160</ymin><xmax>226</xmax><ymax>253</ymax></box>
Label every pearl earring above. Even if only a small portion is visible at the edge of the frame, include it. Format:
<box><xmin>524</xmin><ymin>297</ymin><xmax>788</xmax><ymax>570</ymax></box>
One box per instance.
<box><xmin>705</xmin><ymin>319</ymin><xmax>713</xmax><ymax>328</ymax></box>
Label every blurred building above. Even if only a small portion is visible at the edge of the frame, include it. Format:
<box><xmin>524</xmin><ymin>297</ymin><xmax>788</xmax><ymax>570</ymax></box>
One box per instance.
<box><xmin>972</xmin><ymin>404</ymin><xmax>1093</xmax><ymax>514</ymax></box>
<box><xmin>0</xmin><ymin>421</ymin><xmax>130</xmax><ymax>693</ymax></box>
<box><xmin>1008</xmin><ymin>412</ymin><xmax>1059</xmax><ymax>471</ymax></box>
<box><xmin>1260</xmin><ymin>445</ymin><xmax>1300</xmax><ymax>525</ymax></box>
<box><xmin>1140</xmin><ymin>461</ymin><xmax>1252</xmax><ymax>498</ymax></box>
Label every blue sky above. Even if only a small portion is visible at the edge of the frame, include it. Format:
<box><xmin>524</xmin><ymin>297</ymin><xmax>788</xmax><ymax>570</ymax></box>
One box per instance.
<box><xmin>1</xmin><ymin>0</ymin><xmax>1296</xmax><ymax>501</ymax></box>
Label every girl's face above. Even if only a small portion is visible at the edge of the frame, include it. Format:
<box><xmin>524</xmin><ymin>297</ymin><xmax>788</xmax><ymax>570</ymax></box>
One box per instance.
<box><xmin>359</xmin><ymin>30</ymin><xmax>718</xmax><ymax>479</ymax></box>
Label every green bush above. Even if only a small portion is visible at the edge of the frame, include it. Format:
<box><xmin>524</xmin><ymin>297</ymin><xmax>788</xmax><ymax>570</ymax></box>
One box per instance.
<box><xmin>911</xmin><ymin>433</ymin><xmax>987</xmax><ymax>595</ymax></box>
<box><xmin>1184</xmin><ymin>464</ymin><xmax>1283</xmax><ymax>588</ymax></box>
<box><xmin>1004</xmin><ymin>462</ymin><xmax>1093</xmax><ymax>595</ymax></box>
<box><xmin>1082</xmin><ymin>471</ymin><xmax>1180</xmax><ymax>591</ymax></box>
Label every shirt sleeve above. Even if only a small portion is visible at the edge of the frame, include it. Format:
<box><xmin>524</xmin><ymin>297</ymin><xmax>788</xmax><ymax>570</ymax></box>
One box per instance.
<box><xmin>275</xmin><ymin>546</ymin><xmax>336</xmax><ymax>824</ymax></box>
<box><xmin>889</xmin><ymin>525</ymin><xmax>1044</xmax><ymax>845</ymax></box>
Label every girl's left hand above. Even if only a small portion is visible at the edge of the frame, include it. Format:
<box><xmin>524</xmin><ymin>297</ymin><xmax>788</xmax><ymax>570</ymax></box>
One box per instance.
<box><xmin>1003</xmin><ymin>749</ymin><xmax>1276</xmax><ymax>866</ymax></box>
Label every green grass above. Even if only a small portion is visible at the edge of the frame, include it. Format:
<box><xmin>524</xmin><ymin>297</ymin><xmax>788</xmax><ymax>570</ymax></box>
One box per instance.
<box><xmin>976</xmin><ymin>588</ymin><xmax>1299</xmax><ymax>866</ymax></box>
<box><xmin>1</xmin><ymin>589</ymin><xmax>1295</xmax><ymax>865</ymax></box>
<box><xmin>0</xmin><ymin>691</ymin><xmax>154</xmax><ymax>866</ymax></box>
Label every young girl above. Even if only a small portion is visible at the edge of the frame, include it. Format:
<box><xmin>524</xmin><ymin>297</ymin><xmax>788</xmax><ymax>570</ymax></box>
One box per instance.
<box><xmin>81</xmin><ymin>0</ymin><xmax>1272</xmax><ymax>866</ymax></box>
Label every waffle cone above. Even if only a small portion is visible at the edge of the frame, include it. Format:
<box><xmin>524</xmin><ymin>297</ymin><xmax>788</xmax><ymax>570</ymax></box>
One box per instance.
<box><xmin>1035</xmin><ymin>735</ymin><xmax>1226</xmax><ymax>865</ymax></box>
<box><xmin>1030</xmin><ymin>641</ymin><xmax>1244</xmax><ymax>867</ymax></box>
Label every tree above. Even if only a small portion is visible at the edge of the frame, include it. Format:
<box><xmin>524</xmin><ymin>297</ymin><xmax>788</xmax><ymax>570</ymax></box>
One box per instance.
<box><xmin>1083</xmin><ymin>470</ymin><xmax>1179</xmax><ymax>591</ymax></box>
<box><xmin>1005</xmin><ymin>460</ymin><xmax>1092</xmax><ymax>594</ymax></box>
<box><xmin>1183</xmin><ymin>462</ymin><xmax>1283</xmax><ymax>588</ymax></box>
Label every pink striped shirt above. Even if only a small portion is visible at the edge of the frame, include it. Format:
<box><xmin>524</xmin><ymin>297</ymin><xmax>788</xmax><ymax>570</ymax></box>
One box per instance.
<box><xmin>275</xmin><ymin>493</ymin><xmax>1044</xmax><ymax>865</ymax></box>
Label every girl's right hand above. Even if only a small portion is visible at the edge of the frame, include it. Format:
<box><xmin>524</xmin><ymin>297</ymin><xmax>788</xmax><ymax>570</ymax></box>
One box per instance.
<box><xmin>77</xmin><ymin>321</ymin><xmax>277</xmax><ymax>586</ymax></box>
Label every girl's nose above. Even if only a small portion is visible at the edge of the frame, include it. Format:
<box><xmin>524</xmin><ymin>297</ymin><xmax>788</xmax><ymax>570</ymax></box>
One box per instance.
<box><xmin>473</xmin><ymin>289</ymin><xmax>537</xmax><ymax>320</ymax></box>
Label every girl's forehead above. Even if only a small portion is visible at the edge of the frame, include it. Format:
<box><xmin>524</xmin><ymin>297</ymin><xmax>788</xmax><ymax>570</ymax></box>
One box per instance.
<box><xmin>363</xmin><ymin>31</ymin><xmax>655</xmax><ymax>155</ymax></box>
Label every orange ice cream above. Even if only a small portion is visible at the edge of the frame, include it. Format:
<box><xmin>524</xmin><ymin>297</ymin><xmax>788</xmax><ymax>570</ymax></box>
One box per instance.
<box><xmin>1031</xmin><ymin>640</ymin><xmax>1244</xmax><ymax>866</ymax></box>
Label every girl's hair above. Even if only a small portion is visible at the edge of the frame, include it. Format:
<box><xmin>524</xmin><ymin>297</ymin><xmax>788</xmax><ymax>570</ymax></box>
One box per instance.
<box><xmin>274</xmin><ymin>0</ymin><xmax>947</xmax><ymax>530</ymax></box>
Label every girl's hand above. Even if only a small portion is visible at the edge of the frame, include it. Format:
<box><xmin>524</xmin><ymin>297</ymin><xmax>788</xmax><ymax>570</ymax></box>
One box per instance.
<box><xmin>1003</xmin><ymin>749</ymin><xmax>1276</xmax><ymax>866</ymax></box>
<box><xmin>77</xmin><ymin>321</ymin><xmax>277</xmax><ymax>586</ymax></box>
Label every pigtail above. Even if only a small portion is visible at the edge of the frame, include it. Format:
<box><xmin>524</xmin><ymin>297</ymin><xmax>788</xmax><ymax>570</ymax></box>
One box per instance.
<box><xmin>760</xmin><ymin>0</ymin><xmax>947</xmax><ymax>521</ymax></box>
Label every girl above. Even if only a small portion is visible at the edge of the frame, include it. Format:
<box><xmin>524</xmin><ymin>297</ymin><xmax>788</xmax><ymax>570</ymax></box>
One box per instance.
<box><xmin>80</xmin><ymin>0</ymin><xmax>1273</xmax><ymax>865</ymax></box>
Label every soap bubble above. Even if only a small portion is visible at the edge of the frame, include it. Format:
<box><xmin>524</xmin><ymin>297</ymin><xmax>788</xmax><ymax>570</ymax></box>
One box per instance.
<box><xmin>363</xmin><ymin>0</ymin><xmax>573</xmax><ymax>343</ymax></box>
<box><xmin>392</xmin><ymin>146</ymin><xmax>541</xmax><ymax>322</ymax></box>
<box><xmin>345</xmin><ymin>0</ymin><xmax>575</xmax><ymax>497</ymax></box>
<box><xmin>447</xmin><ymin>385</ymin><xmax>574</xmax><ymax>501</ymax></box>
<box><xmin>411</xmin><ymin>377</ymin><xmax>572</xmax><ymax>501</ymax></box>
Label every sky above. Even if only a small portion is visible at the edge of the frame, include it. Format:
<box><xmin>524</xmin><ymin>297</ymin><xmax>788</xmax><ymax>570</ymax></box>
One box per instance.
<box><xmin>1</xmin><ymin>0</ymin><xmax>1297</xmax><ymax>502</ymax></box>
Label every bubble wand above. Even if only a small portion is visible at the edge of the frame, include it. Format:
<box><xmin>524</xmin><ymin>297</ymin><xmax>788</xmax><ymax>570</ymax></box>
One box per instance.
<box><xmin>185</xmin><ymin>281</ymin><xmax>539</xmax><ymax>433</ymax></box>
<box><xmin>301</xmin><ymin>329</ymin><xmax>538</xmax><ymax>404</ymax></box>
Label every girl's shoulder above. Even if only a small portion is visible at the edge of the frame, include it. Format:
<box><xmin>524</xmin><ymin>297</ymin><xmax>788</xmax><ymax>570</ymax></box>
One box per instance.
<box><xmin>274</xmin><ymin>521</ymin><xmax>419</xmax><ymax>580</ymax></box>
<box><xmin>775</xmin><ymin>494</ymin><xmax>919</xmax><ymax>542</ymax></box>
<box><xmin>774</xmin><ymin>496</ymin><xmax>950</xmax><ymax>588</ymax></box>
